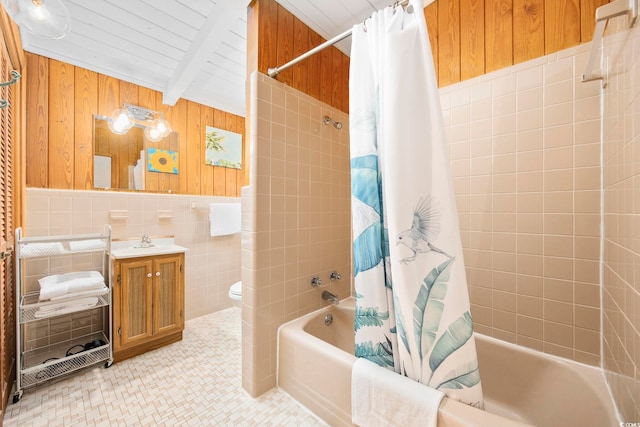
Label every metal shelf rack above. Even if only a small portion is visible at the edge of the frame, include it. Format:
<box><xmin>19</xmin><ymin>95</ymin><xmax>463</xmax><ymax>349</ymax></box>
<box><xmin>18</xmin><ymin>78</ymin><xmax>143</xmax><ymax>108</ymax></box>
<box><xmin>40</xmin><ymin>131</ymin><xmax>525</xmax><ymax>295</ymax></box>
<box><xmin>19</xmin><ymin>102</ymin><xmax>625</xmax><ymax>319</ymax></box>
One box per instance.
<box><xmin>13</xmin><ymin>226</ymin><xmax>113</xmax><ymax>403</ymax></box>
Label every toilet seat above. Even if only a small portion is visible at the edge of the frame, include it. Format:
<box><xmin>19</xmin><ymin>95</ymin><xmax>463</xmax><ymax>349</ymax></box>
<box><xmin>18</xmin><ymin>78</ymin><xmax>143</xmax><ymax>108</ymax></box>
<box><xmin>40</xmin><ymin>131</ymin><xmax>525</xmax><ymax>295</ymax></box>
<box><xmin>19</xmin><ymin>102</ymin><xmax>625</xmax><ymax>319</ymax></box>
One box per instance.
<box><xmin>229</xmin><ymin>281</ymin><xmax>242</xmax><ymax>297</ymax></box>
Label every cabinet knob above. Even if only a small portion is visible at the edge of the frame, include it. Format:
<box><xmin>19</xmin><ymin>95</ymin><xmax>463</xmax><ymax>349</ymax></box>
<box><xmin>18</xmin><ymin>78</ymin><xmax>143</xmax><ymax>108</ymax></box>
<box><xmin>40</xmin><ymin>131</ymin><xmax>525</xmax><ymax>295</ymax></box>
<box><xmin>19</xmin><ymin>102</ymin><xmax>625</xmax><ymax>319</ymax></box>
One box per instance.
<box><xmin>155</xmin><ymin>271</ymin><xmax>160</xmax><ymax>277</ymax></box>
<box><xmin>147</xmin><ymin>272</ymin><xmax>152</xmax><ymax>278</ymax></box>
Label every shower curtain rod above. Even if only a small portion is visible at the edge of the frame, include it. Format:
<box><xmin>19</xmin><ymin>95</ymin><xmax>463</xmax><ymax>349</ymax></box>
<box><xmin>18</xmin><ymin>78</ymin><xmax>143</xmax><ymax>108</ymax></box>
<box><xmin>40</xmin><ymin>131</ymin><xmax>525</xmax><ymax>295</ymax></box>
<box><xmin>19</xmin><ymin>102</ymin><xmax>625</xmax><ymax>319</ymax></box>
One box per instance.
<box><xmin>267</xmin><ymin>0</ymin><xmax>435</xmax><ymax>78</ymax></box>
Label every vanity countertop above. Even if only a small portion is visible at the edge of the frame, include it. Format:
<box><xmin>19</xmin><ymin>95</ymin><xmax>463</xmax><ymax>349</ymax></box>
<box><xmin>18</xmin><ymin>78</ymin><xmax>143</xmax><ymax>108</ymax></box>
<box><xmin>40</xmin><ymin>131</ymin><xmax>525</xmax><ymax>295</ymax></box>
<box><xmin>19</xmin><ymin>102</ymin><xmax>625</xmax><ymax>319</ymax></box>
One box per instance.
<box><xmin>110</xmin><ymin>237</ymin><xmax>189</xmax><ymax>259</ymax></box>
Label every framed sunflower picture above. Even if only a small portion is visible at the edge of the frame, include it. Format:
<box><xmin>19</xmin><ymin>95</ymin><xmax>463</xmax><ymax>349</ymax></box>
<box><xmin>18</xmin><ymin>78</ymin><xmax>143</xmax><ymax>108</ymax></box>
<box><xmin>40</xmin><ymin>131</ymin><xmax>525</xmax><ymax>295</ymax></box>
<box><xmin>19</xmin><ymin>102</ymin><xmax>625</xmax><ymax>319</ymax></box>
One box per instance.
<box><xmin>148</xmin><ymin>148</ymin><xmax>178</xmax><ymax>174</ymax></box>
<box><xmin>205</xmin><ymin>126</ymin><xmax>242</xmax><ymax>169</ymax></box>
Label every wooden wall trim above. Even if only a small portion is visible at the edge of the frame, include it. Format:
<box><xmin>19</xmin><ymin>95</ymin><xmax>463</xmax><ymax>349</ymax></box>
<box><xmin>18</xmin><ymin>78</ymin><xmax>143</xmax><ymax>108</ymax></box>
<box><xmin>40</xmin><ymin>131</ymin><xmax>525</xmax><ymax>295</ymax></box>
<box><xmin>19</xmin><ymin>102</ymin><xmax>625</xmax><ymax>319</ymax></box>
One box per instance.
<box><xmin>25</xmin><ymin>53</ymin><xmax>246</xmax><ymax>197</ymax></box>
<box><xmin>252</xmin><ymin>0</ymin><xmax>611</xmax><ymax>101</ymax></box>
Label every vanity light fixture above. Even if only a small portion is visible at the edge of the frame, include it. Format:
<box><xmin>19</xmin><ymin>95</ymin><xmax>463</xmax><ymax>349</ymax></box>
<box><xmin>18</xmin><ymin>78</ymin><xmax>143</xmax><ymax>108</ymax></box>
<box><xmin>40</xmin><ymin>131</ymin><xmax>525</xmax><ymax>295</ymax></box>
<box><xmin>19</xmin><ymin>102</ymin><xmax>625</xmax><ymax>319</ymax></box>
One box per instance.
<box><xmin>2</xmin><ymin>0</ymin><xmax>71</xmax><ymax>39</ymax></box>
<box><xmin>107</xmin><ymin>103</ymin><xmax>173</xmax><ymax>142</ymax></box>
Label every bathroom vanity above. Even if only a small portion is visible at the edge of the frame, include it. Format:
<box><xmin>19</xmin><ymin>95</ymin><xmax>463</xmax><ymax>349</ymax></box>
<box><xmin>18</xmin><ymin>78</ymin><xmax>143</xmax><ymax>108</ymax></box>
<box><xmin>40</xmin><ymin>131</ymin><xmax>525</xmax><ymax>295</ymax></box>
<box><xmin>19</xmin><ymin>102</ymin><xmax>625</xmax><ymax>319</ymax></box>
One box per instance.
<box><xmin>111</xmin><ymin>239</ymin><xmax>188</xmax><ymax>362</ymax></box>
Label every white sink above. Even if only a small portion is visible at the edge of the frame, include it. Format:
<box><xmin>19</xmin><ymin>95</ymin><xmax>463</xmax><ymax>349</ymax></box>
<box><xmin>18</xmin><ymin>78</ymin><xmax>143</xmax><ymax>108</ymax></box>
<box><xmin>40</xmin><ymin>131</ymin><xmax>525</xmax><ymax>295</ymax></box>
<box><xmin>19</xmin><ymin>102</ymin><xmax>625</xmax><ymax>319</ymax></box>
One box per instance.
<box><xmin>110</xmin><ymin>238</ymin><xmax>188</xmax><ymax>259</ymax></box>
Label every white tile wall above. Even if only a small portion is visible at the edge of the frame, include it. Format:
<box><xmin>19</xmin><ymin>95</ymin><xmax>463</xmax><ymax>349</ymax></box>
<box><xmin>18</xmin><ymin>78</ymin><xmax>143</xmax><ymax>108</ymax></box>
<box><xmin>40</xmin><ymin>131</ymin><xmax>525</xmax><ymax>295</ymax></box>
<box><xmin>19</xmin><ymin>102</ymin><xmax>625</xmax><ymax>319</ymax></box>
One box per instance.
<box><xmin>25</xmin><ymin>188</ymin><xmax>241</xmax><ymax>320</ymax></box>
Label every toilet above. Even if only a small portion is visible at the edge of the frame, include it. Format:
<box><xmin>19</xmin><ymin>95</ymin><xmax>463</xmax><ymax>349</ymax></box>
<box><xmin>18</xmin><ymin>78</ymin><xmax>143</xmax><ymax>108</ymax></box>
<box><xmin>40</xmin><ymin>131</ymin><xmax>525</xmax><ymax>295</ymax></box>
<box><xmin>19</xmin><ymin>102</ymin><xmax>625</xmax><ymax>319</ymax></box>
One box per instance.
<box><xmin>228</xmin><ymin>281</ymin><xmax>242</xmax><ymax>308</ymax></box>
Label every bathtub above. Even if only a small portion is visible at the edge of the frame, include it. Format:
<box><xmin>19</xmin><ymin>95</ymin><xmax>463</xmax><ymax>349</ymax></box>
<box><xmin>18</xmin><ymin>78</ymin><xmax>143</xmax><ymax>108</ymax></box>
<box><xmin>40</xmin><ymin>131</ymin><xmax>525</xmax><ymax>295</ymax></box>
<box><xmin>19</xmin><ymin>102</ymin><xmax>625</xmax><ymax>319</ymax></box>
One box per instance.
<box><xmin>277</xmin><ymin>297</ymin><xmax>618</xmax><ymax>427</ymax></box>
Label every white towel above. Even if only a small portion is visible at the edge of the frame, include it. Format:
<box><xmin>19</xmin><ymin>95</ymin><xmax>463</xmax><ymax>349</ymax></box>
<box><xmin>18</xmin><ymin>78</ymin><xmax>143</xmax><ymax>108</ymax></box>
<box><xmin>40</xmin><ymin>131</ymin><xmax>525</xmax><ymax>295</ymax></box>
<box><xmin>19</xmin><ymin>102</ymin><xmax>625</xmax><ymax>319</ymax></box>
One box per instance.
<box><xmin>69</xmin><ymin>239</ymin><xmax>106</xmax><ymax>252</ymax></box>
<box><xmin>49</xmin><ymin>287</ymin><xmax>108</xmax><ymax>302</ymax></box>
<box><xmin>39</xmin><ymin>271</ymin><xmax>105</xmax><ymax>301</ymax></box>
<box><xmin>352</xmin><ymin>358</ymin><xmax>444</xmax><ymax>427</ymax></box>
<box><xmin>21</xmin><ymin>242</ymin><xmax>65</xmax><ymax>257</ymax></box>
<box><xmin>34</xmin><ymin>297</ymin><xmax>101</xmax><ymax>318</ymax></box>
<box><xmin>209</xmin><ymin>203</ymin><xmax>241</xmax><ymax>236</ymax></box>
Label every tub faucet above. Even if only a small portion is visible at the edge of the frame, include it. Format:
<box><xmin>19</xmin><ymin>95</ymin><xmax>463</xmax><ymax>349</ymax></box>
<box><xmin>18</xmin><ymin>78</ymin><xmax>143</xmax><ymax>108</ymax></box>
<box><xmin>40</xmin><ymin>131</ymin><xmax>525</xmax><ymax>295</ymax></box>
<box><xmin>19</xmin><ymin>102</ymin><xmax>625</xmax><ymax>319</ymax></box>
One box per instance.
<box><xmin>140</xmin><ymin>234</ymin><xmax>152</xmax><ymax>248</ymax></box>
<box><xmin>322</xmin><ymin>290</ymin><xmax>339</xmax><ymax>305</ymax></box>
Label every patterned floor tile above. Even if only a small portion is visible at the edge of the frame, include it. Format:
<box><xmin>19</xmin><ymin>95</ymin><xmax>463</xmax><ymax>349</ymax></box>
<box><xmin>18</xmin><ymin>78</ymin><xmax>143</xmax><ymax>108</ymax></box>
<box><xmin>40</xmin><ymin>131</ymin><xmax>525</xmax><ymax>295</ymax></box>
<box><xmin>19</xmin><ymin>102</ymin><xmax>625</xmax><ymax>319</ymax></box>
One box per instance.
<box><xmin>4</xmin><ymin>308</ymin><xmax>328</xmax><ymax>427</ymax></box>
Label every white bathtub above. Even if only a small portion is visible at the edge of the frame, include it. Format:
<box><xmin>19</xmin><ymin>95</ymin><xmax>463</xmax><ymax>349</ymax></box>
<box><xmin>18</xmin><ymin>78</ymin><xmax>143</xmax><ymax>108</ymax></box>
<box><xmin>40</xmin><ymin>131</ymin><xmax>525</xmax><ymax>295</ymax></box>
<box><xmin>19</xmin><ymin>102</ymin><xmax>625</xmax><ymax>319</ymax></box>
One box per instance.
<box><xmin>277</xmin><ymin>297</ymin><xmax>618</xmax><ymax>427</ymax></box>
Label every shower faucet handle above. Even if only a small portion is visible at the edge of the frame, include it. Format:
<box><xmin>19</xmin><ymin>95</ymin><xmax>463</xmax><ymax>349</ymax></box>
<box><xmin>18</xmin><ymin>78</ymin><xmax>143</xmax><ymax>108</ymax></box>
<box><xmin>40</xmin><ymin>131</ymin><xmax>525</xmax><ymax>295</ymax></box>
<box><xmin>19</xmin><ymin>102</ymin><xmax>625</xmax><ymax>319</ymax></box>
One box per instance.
<box><xmin>330</xmin><ymin>271</ymin><xmax>341</xmax><ymax>281</ymax></box>
<box><xmin>311</xmin><ymin>276</ymin><xmax>323</xmax><ymax>287</ymax></box>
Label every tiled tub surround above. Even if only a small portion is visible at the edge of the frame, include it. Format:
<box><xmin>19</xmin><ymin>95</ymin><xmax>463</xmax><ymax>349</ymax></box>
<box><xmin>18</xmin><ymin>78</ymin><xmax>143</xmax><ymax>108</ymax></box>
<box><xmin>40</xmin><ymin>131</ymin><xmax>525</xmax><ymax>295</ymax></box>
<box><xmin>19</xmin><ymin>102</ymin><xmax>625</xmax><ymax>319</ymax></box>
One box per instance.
<box><xmin>601</xmin><ymin>13</ymin><xmax>640</xmax><ymax>422</ymax></box>
<box><xmin>25</xmin><ymin>188</ymin><xmax>241</xmax><ymax>320</ymax></box>
<box><xmin>439</xmin><ymin>43</ymin><xmax>602</xmax><ymax>365</ymax></box>
<box><xmin>242</xmin><ymin>72</ymin><xmax>352</xmax><ymax>396</ymax></box>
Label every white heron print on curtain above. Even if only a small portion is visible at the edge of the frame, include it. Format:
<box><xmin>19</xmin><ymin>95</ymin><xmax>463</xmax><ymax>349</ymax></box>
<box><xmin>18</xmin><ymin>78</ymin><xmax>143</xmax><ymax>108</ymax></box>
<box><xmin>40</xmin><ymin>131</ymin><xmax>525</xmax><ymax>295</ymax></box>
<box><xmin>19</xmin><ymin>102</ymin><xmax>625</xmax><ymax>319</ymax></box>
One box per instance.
<box><xmin>350</xmin><ymin>0</ymin><xmax>484</xmax><ymax>407</ymax></box>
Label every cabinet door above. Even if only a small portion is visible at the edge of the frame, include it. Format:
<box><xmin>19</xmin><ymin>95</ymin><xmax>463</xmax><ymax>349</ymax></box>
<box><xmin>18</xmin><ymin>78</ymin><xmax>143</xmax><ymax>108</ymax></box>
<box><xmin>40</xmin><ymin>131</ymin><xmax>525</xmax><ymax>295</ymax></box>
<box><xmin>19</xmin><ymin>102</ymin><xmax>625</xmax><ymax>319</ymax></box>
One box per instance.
<box><xmin>153</xmin><ymin>255</ymin><xmax>183</xmax><ymax>337</ymax></box>
<box><xmin>119</xmin><ymin>259</ymin><xmax>154</xmax><ymax>348</ymax></box>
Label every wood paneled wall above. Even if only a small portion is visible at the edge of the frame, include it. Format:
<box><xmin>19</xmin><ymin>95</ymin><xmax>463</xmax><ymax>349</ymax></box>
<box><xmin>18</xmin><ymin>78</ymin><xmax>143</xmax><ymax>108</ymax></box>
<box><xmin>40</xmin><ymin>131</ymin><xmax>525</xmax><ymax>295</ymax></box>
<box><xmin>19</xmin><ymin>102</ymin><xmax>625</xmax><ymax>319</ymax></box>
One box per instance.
<box><xmin>25</xmin><ymin>53</ymin><xmax>246</xmax><ymax>196</ymax></box>
<box><xmin>253</xmin><ymin>0</ymin><xmax>350</xmax><ymax>114</ymax></box>
<box><xmin>426</xmin><ymin>0</ymin><xmax>610</xmax><ymax>86</ymax></box>
<box><xmin>251</xmin><ymin>0</ymin><xmax>610</xmax><ymax>103</ymax></box>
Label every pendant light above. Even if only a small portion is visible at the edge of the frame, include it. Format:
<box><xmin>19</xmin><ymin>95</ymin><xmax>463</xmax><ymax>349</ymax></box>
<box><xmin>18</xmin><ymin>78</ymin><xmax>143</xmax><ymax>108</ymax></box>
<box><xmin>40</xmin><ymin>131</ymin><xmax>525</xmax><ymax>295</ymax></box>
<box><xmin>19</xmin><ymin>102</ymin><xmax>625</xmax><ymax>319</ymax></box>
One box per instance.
<box><xmin>2</xmin><ymin>0</ymin><xmax>71</xmax><ymax>39</ymax></box>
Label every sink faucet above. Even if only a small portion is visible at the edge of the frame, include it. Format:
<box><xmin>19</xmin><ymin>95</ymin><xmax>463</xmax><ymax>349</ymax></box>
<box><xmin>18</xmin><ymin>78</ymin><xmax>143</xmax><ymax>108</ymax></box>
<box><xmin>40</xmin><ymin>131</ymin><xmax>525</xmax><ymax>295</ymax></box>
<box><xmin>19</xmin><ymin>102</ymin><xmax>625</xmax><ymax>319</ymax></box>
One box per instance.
<box><xmin>322</xmin><ymin>290</ymin><xmax>339</xmax><ymax>305</ymax></box>
<box><xmin>141</xmin><ymin>234</ymin><xmax>152</xmax><ymax>248</ymax></box>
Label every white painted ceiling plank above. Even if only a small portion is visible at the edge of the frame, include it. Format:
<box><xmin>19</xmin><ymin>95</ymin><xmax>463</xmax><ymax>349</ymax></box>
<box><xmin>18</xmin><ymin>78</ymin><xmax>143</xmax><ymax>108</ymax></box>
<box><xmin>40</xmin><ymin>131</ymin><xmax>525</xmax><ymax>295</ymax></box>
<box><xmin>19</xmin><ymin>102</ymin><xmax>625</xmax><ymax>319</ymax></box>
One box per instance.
<box><xmin>66</xmin><ymin>0</ymin><xmax>192</xmax><ymax>51</ymax></box>
<box><xmin>139</xmin><ymin>0</ymin><xmax>208</xmax><ymax>26</ymax></box>
<box><xmin>103</xmin><ymin>0</ymin><xmax>200</xmax><ymax>40</ymax></box>
<box><xmin>162</xmin><ymin>0</ymin><xmax>245</xmax><ymax>105</ymax></box>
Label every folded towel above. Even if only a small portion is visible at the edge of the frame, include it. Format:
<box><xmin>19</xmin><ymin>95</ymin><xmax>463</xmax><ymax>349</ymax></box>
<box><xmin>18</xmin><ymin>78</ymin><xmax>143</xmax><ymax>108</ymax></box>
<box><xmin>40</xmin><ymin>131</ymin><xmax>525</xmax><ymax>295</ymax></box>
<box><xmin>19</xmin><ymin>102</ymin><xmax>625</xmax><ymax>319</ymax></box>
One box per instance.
<box><xmin>209</xmin><ymin>203</ymin><xmax>241</xmax><ymax>236</ymax></box>
<box><xmin>69</xmin><ymin>239</ymin><xmax>106</xmax><ymax>252</ymax></box>
<box><xmin>39</xmin><ymin>271</ymin><xmax>105</xmax><ymax>301</ymax></box>
<box><xmin>21</xmin><ymin>242</ymin><xmax>65</xmax><ymax>258</ymax></box>
<box><xmin>352</xmin><ymin>358</ymin><xmax>444</xmax><ymax>427</ymax></box>
<box><xmin>49</xmin><ymin>287</ymin><xmax>108</xmax><ymax>302</ymax></box>
<box><xmin>34</xmin><ymin>297</ymin><xmax>100</xmax><ymax>318</ymax></box>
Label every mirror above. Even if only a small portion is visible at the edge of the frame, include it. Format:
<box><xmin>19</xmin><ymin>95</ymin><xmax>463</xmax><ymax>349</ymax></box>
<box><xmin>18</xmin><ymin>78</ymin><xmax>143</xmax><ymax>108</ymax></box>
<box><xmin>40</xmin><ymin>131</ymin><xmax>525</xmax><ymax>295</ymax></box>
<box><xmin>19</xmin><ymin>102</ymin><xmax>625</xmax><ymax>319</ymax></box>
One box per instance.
<box><xmin>93</xmin><ymin>116</ymin><xmax>179</xmax><ymax>192</ymax></box>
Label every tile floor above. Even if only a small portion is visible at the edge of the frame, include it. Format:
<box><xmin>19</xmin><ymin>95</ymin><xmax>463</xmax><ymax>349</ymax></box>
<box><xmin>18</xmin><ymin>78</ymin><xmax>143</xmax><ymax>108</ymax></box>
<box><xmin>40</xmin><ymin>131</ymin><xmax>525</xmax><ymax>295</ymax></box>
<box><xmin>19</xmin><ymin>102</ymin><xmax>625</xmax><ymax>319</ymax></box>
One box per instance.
<box><xmin>4</xmin><ymin>308</ymin><xmax>328</xmax><ymax>426</ymax></box>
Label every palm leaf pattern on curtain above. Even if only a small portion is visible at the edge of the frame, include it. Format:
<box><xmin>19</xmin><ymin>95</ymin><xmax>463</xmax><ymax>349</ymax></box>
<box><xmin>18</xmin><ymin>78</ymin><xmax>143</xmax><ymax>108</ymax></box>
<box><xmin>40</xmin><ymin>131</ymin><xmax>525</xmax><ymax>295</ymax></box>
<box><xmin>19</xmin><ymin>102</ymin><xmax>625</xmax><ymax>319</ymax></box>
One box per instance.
<box><xmin>355</xmin><ymin>337</ymin><xmax>395</xmax><ymax>368</ymax></box>
<box><xmin>355</xmin><ymin>306</ymin><xmax>389</xmax><ymax>331</ymax></box>
<box><xmin>394</xmin><ymin>258</ymin><xmax>479</xmax><ymax>391</ymax></box>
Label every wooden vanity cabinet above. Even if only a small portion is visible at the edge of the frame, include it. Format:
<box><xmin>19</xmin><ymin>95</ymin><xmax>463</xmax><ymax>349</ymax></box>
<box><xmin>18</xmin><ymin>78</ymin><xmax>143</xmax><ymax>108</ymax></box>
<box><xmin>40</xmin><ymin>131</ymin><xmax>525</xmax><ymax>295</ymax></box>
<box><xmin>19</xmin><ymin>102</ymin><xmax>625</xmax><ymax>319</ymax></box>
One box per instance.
<box><xmin>112</xmin><ymin>253</ymin><xmax>184</xmax><ymax>362</ymax></box>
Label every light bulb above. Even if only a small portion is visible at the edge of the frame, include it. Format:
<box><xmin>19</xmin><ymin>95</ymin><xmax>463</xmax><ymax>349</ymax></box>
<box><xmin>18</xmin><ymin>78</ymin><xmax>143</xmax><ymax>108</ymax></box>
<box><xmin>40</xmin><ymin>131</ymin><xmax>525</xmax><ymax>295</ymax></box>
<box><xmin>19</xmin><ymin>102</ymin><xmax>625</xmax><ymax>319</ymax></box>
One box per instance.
<box><xmin>144</xmin><ymin>125</ymin><xmax>162</xmax><ymax>142</ymax></box>
<box><xmin>154</xmin><ymin>118</ymin><xmax>172</xmax><ymax>138</ymax></box>
<box><xmin>28</xmin><ymin>0</ymin><xmax>49</xmax><ymax>21</ymax></box>
<box><xmin>108</xmin><ymin>107</ymin><xmax>134</xmax><ymax>135</ymax></box>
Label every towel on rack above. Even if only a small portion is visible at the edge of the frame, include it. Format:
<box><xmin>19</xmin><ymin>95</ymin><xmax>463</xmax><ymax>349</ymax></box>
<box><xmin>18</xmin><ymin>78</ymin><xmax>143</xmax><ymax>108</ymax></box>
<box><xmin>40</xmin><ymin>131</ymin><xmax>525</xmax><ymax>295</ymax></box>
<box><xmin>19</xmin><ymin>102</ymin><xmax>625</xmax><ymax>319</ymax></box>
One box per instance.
<box><xmin>38</xmin><ymin>271</ymin><xmax>106</xmax><ymax>301</ymax></box>
<box><xmin>352</xmin><ymin>358</ymin><xmax>444</xmax><ymax>427</ymax></box>
<box><xmin>34</xmin><ymin>297</ymin><xmax>101</xmax><ymax>319</ymax></box>
<box><xmin>209</xmin><ymin>203</ymin><xmax>241</xmax><ymax>236</ymax></box>
<box><xmin>69</xmin><ymin>239</ymin><xmax>106</xmax><ymax>252</ymax></box>
<box><xmin>49</xmin><ymin>287</ymin><xmax>108</xmax><ymax>302</ymax></box>
<box><xmin>21</xmin><ymin>242</ymin><xmax>65</xmax><ymax>258</ymax></box>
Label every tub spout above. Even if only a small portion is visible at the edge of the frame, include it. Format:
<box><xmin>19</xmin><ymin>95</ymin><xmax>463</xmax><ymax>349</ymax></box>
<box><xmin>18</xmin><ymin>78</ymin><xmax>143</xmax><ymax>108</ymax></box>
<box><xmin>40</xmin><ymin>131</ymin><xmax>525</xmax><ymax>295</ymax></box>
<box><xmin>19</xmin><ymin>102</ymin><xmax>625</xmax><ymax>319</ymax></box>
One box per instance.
<box><xmin>322</xmin><ymin>290</ymin><xmax>339</xmax><ymax>305</ymax></box>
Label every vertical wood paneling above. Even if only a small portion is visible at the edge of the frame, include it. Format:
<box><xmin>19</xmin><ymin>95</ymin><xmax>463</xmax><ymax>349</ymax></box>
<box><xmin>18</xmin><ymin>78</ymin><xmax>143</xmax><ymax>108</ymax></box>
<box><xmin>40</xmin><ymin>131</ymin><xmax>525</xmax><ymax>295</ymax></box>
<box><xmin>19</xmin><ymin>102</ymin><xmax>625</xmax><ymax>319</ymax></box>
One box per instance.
<box><xmin>257</xmin><ymin>0</ymin><xmax>278</xmax><ymax>76</ymax></box>
<box><xmin>74</xmin><ymin>68</ymin><xmax>97</xmax><ymax>190</ymax></box>
<box><xmin>424</xmin><ymin>3</ymin><xmax>439</xmax><ymax>76</ymax></box>
<box><xmin>581</xmin><ymin>0</ymin><xmax>609</xmax><ymax>43</ymax></box>
<box><xmin>340</xmin><ymin>52</ymin><xmax>349</xmax><ymax>114</ymax></box>
<box><xmin>25</xmin><ymin>53</ymin><xmax>48</xmax><ymax>188</ymax></box>
<box><xmin>275</xmin><ymin>4</ymin><xmax>294</xmax><ymax>86</ymax></box>
<box><xmin>438</xmin><ymin>0</ymin><xmax>460</xmax><ymax>86</ymax></box>
<box><xmin>514</xmin><ymin>0</ymin><xmax>545</xmax><ymax>64</ymax></box>
<box><xmin>213</xmin><ymin>109</ymin><xmax>227</xmax><ymax>196</ymax></box>
<box><xmin>320</xmin><ymin>45</ymin><xmax>333</xmax><ymax>106</ymax></box>
<box><xmin>97</xmin><ymin>74</ymin><xmax>119</xmax><ymax>117</ymax></box>
<box><xmin>48</xmin><ymin>60</ymin><xmax>74</xmax><ymax>189</ymax></box>
<box><xmin>186</xmin><ymin>101</ymin><xmax>201</xmax><ymax>195</ymax></box>
<box><xmin>201</xmin><ymin>105</ymin><xmax>215</xmax><ymax>195</ymax></box>
<box><xmin>331</xmin><ymin>48</ymin><xmax>342</xmax><ymax>112</ymax></box>
<box><xmin>460</xmin><ymin>0</ymin><xmax>485</xmax><ymax>80</ymax></box>
<box><xmin>292</xmin><ymin>17</ymin><xmax>309</xmax><ymax>93</ymax></box>
<box><xmin>25</xmin><ymin>55</ymin><xmax>244</xmax><ymax>196</ymax></box>
<box><xmin>545</xmin><ymin>0</ymin><xmax>581</xmax><ymax>54</ymax></box>
<box><xmin>307</xmin><ymin>31</ymin><xmax>323</xmax><ymax>100</ymax></box>
<box><xmin>224</xmin><ymin>112</ymin><xmax>238</xmax><ymax>196</ymax></box>
<box><xmin>486</xmin><ymin>0</ymin><xmax>514</xmax><ymax>73</ymax></box>
<box><xmin>173</xmin><ymin>98</ymin><xmax>189</xmax><ymax>194</ymax></box>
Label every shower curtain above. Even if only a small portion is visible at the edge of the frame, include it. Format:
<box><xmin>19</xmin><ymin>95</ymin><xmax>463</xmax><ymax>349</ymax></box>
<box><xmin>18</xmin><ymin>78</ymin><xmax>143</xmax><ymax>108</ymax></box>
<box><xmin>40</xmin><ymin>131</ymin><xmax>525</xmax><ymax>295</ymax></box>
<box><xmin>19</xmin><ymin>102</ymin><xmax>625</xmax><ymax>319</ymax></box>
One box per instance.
<box><xmin>350</xmin><ymin>0</ymin><xmax>483</xmax><ymax>407</ymax></box>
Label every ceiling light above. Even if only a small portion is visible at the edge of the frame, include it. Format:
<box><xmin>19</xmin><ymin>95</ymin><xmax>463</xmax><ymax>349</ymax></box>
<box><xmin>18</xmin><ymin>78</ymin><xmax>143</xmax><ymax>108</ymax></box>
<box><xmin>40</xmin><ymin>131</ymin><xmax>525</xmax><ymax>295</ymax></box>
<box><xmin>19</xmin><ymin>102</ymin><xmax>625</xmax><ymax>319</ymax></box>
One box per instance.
<box><xmin>2</xmin><ymin>0</ymin><xmax>71</xmax><ymax>39</ymax></box>
<box><xmin>108</xmin><ymin>107</ymin><xmax>134</xmax><ymax>135</ymax></box>
<box><xmin>108</xmin><ymin>103</ymin><xmax>173</xmax><ymax>142</ymax></box>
